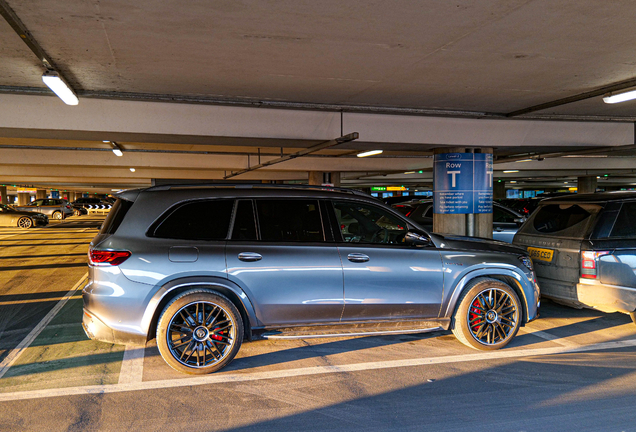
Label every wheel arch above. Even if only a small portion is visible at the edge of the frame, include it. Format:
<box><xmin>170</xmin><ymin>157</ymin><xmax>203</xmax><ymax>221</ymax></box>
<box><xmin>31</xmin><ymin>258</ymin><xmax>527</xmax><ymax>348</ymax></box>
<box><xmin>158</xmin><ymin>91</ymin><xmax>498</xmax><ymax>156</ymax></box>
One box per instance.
<box><xmin>143</xmin><ymin>276</ymin><xmax>258</xmax><ymax>342</ymax></box>
<box><xmin>443</xmin><ymin>269</ymin><xmax>531</xmax><ymax>326</ymax></box>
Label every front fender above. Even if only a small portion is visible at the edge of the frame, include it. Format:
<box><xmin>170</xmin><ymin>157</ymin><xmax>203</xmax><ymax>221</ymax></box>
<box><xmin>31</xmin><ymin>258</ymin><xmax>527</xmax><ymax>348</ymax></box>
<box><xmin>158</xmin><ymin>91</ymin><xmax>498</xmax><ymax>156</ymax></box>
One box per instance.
<box><xmin>140</xmin><ymin>276</ymin><xmax>259</xmax><ymax>335</ymax></box>
<box><xmin>442</xmin><ymin>265</ymin><xmax>538</xmax><ymax>324</ymax></box>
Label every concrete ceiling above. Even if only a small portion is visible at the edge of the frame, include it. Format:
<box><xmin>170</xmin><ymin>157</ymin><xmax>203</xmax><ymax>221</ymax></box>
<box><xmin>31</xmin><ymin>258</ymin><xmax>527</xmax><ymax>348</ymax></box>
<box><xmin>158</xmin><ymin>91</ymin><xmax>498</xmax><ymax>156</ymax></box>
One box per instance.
<box><xmin>1</xmin><ymin>0</ymin><xmax>636</xmax><ymax>192</ymax></box>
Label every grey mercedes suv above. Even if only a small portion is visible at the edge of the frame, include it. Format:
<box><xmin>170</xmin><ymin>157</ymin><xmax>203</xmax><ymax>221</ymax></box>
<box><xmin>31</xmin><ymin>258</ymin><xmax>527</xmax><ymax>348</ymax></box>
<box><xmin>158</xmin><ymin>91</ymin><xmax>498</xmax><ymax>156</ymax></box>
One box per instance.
<box><xmin>83</xmin><ymin>184</ymin><xmax>540</xmax><ymax>374</ymax></box>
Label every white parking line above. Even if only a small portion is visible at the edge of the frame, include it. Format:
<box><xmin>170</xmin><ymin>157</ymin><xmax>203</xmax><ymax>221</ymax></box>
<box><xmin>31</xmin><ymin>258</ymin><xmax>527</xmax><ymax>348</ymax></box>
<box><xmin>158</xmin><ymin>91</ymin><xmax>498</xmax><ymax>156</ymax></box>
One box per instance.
<box><xmin>0</xmin><ymin>273</ymin><xmax>88</xmax><ymax>380</ymax></box>
<box><xmin>118</xmin><ymin>346</ymin><xmax>145</xmax><ymax>384</ymax></box>
<box><xmin>1</xmin><ymin>337</ymin><xmax>636</xmax><ymax>402</ymax></box>
<box><xmin>518</xmin><ymin>327</ymin><xmax>578</xmax><ymax>347</ymax></box>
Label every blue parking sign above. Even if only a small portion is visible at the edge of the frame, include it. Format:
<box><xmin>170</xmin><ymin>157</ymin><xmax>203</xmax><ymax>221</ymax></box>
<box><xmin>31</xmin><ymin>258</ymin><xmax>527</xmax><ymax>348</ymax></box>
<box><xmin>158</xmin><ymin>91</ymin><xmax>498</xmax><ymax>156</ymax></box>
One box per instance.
<box><xmin>433</xmin><ymin>153</ymin><xmax>493</xmax><ymax>214</ymax></box>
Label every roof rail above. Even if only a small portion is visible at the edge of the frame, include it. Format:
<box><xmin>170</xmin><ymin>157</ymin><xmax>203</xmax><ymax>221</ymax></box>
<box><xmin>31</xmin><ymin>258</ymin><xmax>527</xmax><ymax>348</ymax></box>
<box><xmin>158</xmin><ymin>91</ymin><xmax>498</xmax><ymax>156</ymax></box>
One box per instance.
<box><xmin>143</xmin><ymin>183</ymin><xmax>370</xmax><ymax>197</ymax></box>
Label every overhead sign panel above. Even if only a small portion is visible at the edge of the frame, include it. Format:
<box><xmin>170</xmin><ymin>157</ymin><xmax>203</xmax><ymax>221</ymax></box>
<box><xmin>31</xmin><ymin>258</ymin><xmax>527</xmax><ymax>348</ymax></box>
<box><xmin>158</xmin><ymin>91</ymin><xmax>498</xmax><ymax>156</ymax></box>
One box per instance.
<box><xmin>433</xmin><ymin>153</ymin><xmax>493</xmax><ymax>214</ymax></box>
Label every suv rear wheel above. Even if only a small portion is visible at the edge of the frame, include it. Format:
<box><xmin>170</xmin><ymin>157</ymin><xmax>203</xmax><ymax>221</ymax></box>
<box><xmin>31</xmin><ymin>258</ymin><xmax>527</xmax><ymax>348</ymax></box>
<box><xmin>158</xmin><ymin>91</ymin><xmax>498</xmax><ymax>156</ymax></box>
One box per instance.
<box><xmin>452</xmin><ymin>278</ymin><xmax>521</xmax><ymax>350</ymax></box>
<box><xmin>157</xmin><ymin>290</ymin><xmax>243</xmax><ymax>374</ymax></box>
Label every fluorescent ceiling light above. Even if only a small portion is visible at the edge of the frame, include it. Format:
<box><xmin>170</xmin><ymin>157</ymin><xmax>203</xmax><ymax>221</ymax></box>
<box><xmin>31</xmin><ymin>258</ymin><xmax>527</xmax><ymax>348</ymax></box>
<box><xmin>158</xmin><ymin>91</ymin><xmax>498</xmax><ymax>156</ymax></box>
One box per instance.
<box><xmin>603</xmin><ymin>88</ymin><xmax>636</xmax><ymax>104</ymax></box>
<box><xmin>404</xmin><ymin>171</ymin><xmax>415</xmax><ymax>174</ymax></box>
<box><xmin>111</xmin><ymin>142</ymin><xmax>123</xmax><ymax>157</ymax></box>
<box><xmin>515</xmin><ymin>159</ymin><xmax>533</xmax><ymax>163</ymax></box>
<box><xmin>509</xmin><ymin>181</ymin><xmax>517</xmax><ymax>184</ymax></box>
<box><xmin>129</xmin><ymin>168</ymin><xmax>136</xmax><ymax>172</ymax></box>
<box><xmin>41</xmin><ymin>70</ymin><xmax>78</xmax><ymax>105</ymax></box>
<box><xmin>503</xmin><ymin>170</ymin><xmax>519</xmax><ymax>173</ymax></box>
<box><xmin>357</xmin><ymin>150</ymin><xmax>383</xmax><ymax>158</ymax></box>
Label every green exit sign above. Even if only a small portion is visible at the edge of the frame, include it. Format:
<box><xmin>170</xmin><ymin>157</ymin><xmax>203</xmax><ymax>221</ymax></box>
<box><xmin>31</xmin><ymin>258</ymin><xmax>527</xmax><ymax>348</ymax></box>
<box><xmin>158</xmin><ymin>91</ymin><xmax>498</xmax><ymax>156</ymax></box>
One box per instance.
<box><xmin>371</xmin><ymin>187</ymin><xmax>387</xmax><ymax>191</ymax></box>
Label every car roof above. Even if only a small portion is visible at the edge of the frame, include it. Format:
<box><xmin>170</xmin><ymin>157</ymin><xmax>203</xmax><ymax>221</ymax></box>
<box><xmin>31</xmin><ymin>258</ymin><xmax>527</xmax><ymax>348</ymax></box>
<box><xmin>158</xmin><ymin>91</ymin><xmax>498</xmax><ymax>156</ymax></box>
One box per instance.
<box><xmin>119</xmin><ymin>183</ymin><xmax>376</xmax><ymax>203</ymax></box>
<box><xmin>540</xmin><ymin>191</ymin><xmax>636</xmax><ymax>204</ymax></box>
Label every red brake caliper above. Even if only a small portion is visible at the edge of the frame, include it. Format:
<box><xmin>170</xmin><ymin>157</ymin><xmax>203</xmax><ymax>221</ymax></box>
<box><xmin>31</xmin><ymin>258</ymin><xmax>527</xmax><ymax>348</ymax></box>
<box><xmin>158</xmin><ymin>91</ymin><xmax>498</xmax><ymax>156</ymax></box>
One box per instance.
<box><xmin>210</xmin><ymin>328</ymin><xmax>223</xmax><ymax>341</ymax></box>
<box><xmin>470</xmin><ymin>299</ymin><xmax>482</xmax><ymax>331</ymax></box>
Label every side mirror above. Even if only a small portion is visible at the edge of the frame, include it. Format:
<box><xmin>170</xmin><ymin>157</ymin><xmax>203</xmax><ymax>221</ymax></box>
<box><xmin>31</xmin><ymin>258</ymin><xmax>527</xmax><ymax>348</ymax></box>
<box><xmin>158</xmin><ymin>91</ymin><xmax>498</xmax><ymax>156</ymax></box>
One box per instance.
<box><xmin>514</xmin><ymin>217</ymin><xmax>526</xmax><ymax>224</ymax></box>
<box><xmin>404</xmin><ymin>231</ymin><xmax>431</xmax><ymax>247</ymax></box>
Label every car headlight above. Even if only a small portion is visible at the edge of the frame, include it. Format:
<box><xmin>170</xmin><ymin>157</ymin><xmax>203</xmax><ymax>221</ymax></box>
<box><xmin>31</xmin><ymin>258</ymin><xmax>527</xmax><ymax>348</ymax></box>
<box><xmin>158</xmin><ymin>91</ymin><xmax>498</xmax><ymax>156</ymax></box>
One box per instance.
<box><xmin>519</xmin><ymin>255</ymin><xmax>533</xmax><ymax>272</ymax></box>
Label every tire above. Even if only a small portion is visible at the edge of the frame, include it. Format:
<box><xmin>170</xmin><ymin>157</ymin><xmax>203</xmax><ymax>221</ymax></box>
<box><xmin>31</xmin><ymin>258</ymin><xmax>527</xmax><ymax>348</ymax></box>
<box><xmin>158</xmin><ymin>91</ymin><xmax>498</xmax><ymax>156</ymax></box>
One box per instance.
<box><xmin>52</xmin><ymin>211</ymin><xmax>63</xmax><ymax>220</ymax></box>
<box><xmin>451</xmin><ymin>278</ymin><xmax>521</xmax><ymax>350</ymax></box>
<box><xmin>74</xmin><ymin>209</ymin><xmax>82</xmax><ymax>216</ymax></box>
<box><xmin>17</xmin><ymin>217</ymin><xmax>32</xmax><ymax>229</ymax></box>
<box><xmin>156</xmin><ymin>290</ymin><xmax>243</xmax><ymax>374</ymax></box>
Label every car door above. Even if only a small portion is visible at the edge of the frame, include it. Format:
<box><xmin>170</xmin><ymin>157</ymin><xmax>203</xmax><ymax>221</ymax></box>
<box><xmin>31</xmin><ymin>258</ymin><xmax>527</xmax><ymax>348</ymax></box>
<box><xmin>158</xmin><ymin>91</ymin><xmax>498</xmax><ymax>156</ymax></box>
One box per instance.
<box><xmin>225</xmin><ymin>199</ymin><xmax>344</xmax><ymax>326</ymax></box>
<box><xmin>330</xmin><ymin>199</ymin><xmax>444</xmax><ymax>321</ymax></box>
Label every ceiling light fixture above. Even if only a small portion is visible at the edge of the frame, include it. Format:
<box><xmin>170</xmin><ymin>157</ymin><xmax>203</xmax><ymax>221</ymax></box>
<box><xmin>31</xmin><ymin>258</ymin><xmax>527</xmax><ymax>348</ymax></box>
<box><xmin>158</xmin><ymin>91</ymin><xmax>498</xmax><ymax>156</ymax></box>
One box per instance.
<box><xmin>509</xmin><ymin>181</ymin><xmax>517</xmax><ymax>184</ymax></box>
<box><xmin>503</xmin><ymin>170</ymin><xmax>519</xmax><ymax>173</ymax></box>
<box><xmin>404</xmin><ymin>171</ymin><xmax>415</xmax><ymax>174</ymax></box>
<box><xmin>41</xmin><ymin>70</ymin><xmax>78</xmax><ymax>105</ymax></box>
<box><xmin>111</xmin><ymin>142</ymin><xmax>124</xmax><ymax>157</ymax></box>
<box><xmin>515</xmin><ymin>159</ymin><xmax>533</xmax><ymax>163</ymax></box>
<box><xmin>129</xmin><ymin>168</ymin><xmax>136</xmax><ymax>172</ymax></box>
<box><xmin>603</xmin><ymin>88</ymin><xmax>636</xmax><ymax>104</ymax></box>
<box><xmin>357</xmin><ymin>150</ymin><xmax>383</xmax><ymax>158</ymax></box>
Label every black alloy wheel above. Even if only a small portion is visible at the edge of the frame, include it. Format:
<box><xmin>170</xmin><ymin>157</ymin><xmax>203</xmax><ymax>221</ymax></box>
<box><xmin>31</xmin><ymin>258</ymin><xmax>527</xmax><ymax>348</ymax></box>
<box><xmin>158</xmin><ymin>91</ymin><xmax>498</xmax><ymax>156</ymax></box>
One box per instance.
<box><xmin>157</xmin><ymin>291</ymin><xmax>243</xmax><ymax>374</ymax></box>
<box><xmin>452</xmin><ymin>278</ymin><xmax>520</xmax><ymax>350</ymax></box>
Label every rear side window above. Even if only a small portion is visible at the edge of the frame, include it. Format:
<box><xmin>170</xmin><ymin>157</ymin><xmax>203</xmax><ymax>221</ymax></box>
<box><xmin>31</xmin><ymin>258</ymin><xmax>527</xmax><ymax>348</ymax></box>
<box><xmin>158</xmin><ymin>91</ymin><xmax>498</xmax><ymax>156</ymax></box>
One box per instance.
<box><xmin>256</xmin><ymin>199</ymin><xmax>324</xmax><ymax>242</ymax></box>
<box><xmin>408</xmin><ymin>204</ymin><xmax>433</xmax><ymax>225</ymax></box>
<box><xmin>100</xmin><ymin>199</ymin><xmax>134</xmax><ymax>235</ymax></box>
<box><xmin>494</xmin><ymin>206</ymin><xmax>517</xmax><ymax>223</ymax></box>
<box><xmin>151</xmin><ymin>199</ymin><xmax>234</xmax><ymax>240</ymax></box>
<box><xmin>611</xmin><ymin>202</ymin><xmax>636</xmax><ymax>238</ymax></box>
<box><xmin>523</xmin><ymin>203</ymin><xmax>602</xmax><ymax>238</ymax></box>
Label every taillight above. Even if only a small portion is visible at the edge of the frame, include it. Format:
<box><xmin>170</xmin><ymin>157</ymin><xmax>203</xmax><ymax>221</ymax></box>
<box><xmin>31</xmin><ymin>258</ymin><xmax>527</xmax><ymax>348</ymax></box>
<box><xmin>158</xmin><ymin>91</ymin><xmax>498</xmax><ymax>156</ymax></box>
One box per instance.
<box><xmin>581</xmin><ymin>251</ymin><xmax>610</xmax><ymax>279</ymax></box>
<box><xmin>89</xmin><ymin>248</ymin><xmax>131</xmax><ymax>266</ymax></box>
<box><xmin>66</xmin><ymin>205</ymin><xmax>71</xmax><ymax>209</ymax></box>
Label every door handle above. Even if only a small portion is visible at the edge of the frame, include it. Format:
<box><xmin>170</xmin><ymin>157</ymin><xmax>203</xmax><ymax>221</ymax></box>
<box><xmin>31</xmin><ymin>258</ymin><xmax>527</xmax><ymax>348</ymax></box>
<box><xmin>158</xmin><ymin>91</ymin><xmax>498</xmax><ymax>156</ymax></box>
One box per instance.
<box><xmin>347</xmin><ymin>253</ymin><xmax>369</xmax><ymax>263</ymax></box>
<box><xmin>495</xmin><ymin>227</ymin><xmax>504</xmax><ymax>232</ymax></box>
<box><xmin>238</xmin><ymin>252</ymin><xmax>262</xmax><ymax>262</ymax></box>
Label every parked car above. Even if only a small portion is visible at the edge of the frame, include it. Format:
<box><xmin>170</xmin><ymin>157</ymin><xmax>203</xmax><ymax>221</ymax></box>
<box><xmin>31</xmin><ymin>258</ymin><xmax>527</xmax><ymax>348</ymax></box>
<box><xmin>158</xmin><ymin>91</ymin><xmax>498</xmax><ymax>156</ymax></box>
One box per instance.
<box><xmin>13</xmin><ymin>198</ymin><xmax>73</xmax><ymax>220</ymax></box>
<box><xmin>83</xmin><ymin>184</ymin><xmax>539</xmax><ymax>375</ymax></box>
<box><xmin>513</xmin><ymin>191</ymin><xmax>636</xmax><ymax>322</ymax></box>
<box><xmin>0</xmin><ymin>204</ymin><xmax>48</xmax><ymax>228</ymax></box>
<box><xmin>394</xmin><ymin>199</ymin><xmax>526</xmax><ymax>243</ymax></box>
<box><xmin>70</xmin><ymin>205</ymin><xmax>89</xmax><ymax>216</ymax></box>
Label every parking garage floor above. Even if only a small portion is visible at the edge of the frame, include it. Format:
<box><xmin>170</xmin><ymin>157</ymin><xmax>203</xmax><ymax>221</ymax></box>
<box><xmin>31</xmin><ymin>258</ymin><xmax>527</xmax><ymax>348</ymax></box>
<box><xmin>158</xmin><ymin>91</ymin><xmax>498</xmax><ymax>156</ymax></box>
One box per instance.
<box><xmin>1</xmin><ymin>216</ymin><xmax>636</xmax><ymax>431</ymax></box>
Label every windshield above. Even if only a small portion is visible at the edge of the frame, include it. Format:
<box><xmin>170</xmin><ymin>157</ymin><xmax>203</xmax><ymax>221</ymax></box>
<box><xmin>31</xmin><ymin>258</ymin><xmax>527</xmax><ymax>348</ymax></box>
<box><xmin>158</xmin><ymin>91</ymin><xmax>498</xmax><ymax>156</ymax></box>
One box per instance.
<box><xmin>0</xmin><ymin>204</ymin><xmax>15</xmax><ymax>212</ymax></box>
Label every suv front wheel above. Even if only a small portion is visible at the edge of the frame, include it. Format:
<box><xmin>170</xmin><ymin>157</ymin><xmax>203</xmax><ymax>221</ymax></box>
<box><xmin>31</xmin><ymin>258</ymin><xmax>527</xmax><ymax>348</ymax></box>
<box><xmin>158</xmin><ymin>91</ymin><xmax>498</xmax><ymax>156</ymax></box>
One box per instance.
<box><xmin>157</xmin><ymin>290</ymin><xmax>243</xmax><ymax>374</ymax></box>
<box><xmin>451</xmin><ymin>278</ymin><xmax>521</xmax><ymax>350</ymax></box>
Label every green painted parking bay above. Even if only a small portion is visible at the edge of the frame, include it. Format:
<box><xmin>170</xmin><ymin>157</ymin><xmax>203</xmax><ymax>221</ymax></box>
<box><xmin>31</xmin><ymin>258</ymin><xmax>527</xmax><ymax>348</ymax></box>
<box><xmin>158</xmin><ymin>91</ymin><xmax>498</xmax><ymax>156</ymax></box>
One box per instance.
<box><xmin>0</xmin><ymin>293</ymin><xmax>126</xmax><ymax>393</ymax></box>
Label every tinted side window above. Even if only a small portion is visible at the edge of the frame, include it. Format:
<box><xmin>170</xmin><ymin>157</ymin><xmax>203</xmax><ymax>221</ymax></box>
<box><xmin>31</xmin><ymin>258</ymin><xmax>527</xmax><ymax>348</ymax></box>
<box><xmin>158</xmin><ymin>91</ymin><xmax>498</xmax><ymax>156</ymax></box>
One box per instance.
<box><xmin>522</xmin><ymin>203</ymin><xmax>602</xmax><ymax>238</ymax></box>
<box><xmin>494</xmin><ymin>206</ymin><xmax>517</xmax><ymax>223</ymax></box>
<box><xmin>231</xmin><ymin>200</ymin><xmax>257</xmax><ymax>240</ymax></box>
<box><xmin>611</xmin><ymin>202</ymin><xmax>636</xmax><ymax>238</ymax></box>
<box><xmin>100</xmin><ymin>199</ymin><xmax>134</xmax><ymax>235</ymax></box>
<box><xmin>256</xmin><ymin>200</ymin><xmax>324</xmax><ymax>242</ymax></box>
<box><xmin>151</xmin><ymin>199</ymin><xmax>233</xmax><ymax>240</ymax></box>
<box><xmin>333</xmin><ymin>201</ymin><xmax>408</xmax><ymax>244</ymax></box>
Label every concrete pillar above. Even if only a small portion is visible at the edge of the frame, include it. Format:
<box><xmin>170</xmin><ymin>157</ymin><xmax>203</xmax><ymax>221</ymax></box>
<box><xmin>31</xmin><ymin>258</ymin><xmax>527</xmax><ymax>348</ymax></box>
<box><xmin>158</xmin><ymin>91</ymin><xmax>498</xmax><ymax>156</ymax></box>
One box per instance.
<box><xmin>494</xmin><ymin>181</ymin><xmax>506</xmax><ymax>199</ymax></box>
<box><xmin>308</xmin><ymin>171</ymin><xmax>322</xmax><ymax>185</ymax></box>
<box><xmin>433</xmin><ymin>147</ymin><xmax>493</xmax><ymax>238</ymax></box>
<box><xmin>0</xmin><ymin>186</ymin><xmax>7</xmax><ymax>205</ymax></box>
<box><xmin>36</xmin><ymin>189</ymin><xmax>47</xmax><ymax>199</ymax></box>
<box><xmin>308</xmin><ymin>172</ymin><xmax>340</xmax><ymax>186</ymax></box>
<box><xmin>578</xmin><ymin>176</ymin><xmax>597</xmax><ymax>194</ymax></box>
<box><xmin>67</xmin><ymin>191</ymin><xmax>76</xmax><ymax>202</ymax></box>
<box><xmin>17</xmin><ymin>193</ymin><xmax>30</xmax><ymax>206</ymax></box>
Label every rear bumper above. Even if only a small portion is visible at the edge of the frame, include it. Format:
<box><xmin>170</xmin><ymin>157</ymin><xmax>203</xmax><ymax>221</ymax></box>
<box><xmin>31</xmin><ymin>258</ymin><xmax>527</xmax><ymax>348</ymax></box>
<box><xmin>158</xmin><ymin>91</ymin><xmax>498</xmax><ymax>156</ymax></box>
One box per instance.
<box><xmin>576</xmin><ymin>280</ymin><xmax>636</xmax><ymax>314</ymax></box>
<box><xmin>82</xmin><ymin>308</ymin><xmax>146</xmax><ymax>345</ymax></box>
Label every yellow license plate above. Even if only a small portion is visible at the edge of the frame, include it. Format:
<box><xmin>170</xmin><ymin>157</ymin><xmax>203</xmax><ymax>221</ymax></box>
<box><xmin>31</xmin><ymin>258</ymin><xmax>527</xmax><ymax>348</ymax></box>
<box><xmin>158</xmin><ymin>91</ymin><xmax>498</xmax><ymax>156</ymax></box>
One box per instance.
<box><xmin>527</xmin><ymin>247</ymin><xmax>554</xmax><ymax>262</ymax></box>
